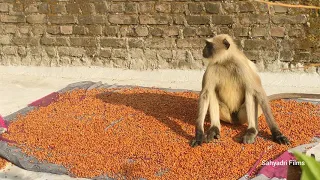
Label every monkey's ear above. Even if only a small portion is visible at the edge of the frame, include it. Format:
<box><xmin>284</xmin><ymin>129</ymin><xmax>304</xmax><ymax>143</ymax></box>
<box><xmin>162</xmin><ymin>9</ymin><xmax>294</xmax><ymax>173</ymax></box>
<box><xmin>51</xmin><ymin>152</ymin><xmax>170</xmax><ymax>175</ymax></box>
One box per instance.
<box><xmin>223</xmin><ymin>39</ymin><xmax>230</xmax><ymax>49</ymax></box>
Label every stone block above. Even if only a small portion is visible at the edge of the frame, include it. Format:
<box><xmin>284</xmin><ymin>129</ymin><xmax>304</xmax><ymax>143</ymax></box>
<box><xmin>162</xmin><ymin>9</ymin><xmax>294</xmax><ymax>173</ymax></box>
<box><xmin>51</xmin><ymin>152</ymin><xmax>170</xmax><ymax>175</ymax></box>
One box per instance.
<box><xmin>280</xmin><ymin>50</ymin><xmax>293</xmax><ymax>61</ymax></box>
<box><xmin>183</xmin><ymin>27</ymin><xmax>197</xmax><ymax>37</ymax></box>
<box><xmin>205</xmin><ymin>3</ymin><xmax>221</xmax><ymax>14</ymax></box>
<box><xmin>0</xmin><ymin>3</ymin><xmax>9</xmax><ymax>12</ymax></box>
<box><xmin>38</xmin><ymin>3</ymin><xmax>49</xmax><ymax>13</ymax></box>
<box><xmin>158</xmin><ymin>50</ymin><xmax>173</xmax><ymax>59</ymax></box>
<box><xmin>48</xmin><ymin>15</ymin><xmax>76</xmax><ymax>24</ymax></box>
<box><xmin>145</xmin><ymin>38</ymin><xmax>175</xmax><ymax>49</ymax></box>
<box><xmin>243</xmin><ymin>50</ymin><xmax>260</xmax><ymax>60</ymax></box>
<box><xmin>144</xmin><ymin>49</ymin><xmax>157</xmax><ymax>60</ymax></box>
<box><xmin>288</xmin><ymin>29</ymin><xmax>304</xmax><ymax>37</ymax></box>
<box><xmin>41</xmin><ymin>36</ymin><xmax>55</xmax><ymax>45</ymax></box>
<box><xmin>128</xmin><ymin>39</ymin><xmax>144</xmax><ymax>48</ymax></box>
<box><xmin>100</xmin><ymin>49</ymin><xmax>112</xmax><ymax>58</ymax></box>
<box><xmin>47</xmin><ymin>26</ymin><xmax>60</xmax><ymax>34</ymax></box>
<box><xmin>173</xmin><ymin>15</ymin><xmax>185</xmax><ymax>25</ymax></box>
<box><xmin>17</xmin><ymin>46</ymin><xmax>27</xmax><ymax>56</ymax></box>
<box><xmin>140</xmin><ymin>15</ymin><xmax>171</xmax><ymax>25</ymax></box>
<box><xmin>223</xmin><ymin>3</ymin><xmax>238</xmax><ymax>13</ymax></box>
<box><xmin>55</xmin><ymin>37</ymin><xmax>69</xmax><ymax>46</ymax></box>
<box><xmin>271</xmin><ymin>15</ymin><xmax>307</xmax><ymax>24</ymax></box>
<box><xmin>51</xmin><ymin>4</ymin><xmax>66</xmax><ymax>14</ymax></box>
<box><xmin>293</xmin><ymin>51</ymin><xmax>311</xmax><ymax>62</ymax></box>
<box><xmin>109</xmin><ymin>15</ymin><xmax>138</xmax><ymax>25</ymax></box>
<box><xmin>57</xmin><ymin>47</ymin><xmax>69</xmax><ymax>56</ymax></box>
<box><xmin>186</xmin><ymin>15</ymin><xmax>210</xmax><ymax>25</ymax></box>
<box><xmin>135</xmin><ymin>26</ymin><xmax>148</xmax><ymax>37</ymax></box>
<box><xmin>251</xmin><ymin>27</ymin><xmax>267</xmax><ymax>37</ymax></box>
<box><xmin>3</xmin><ymin>46</ymin><xmax>16</xmax><ymax>55</ymax></box>
<box><xmin>212</xmin><ymin>15</ymin><xmax>233</xmax><ymax>25</ymax></box>
<box><xmin>155</xmin><ymin>3</ymin><xmax>171</xmax><ymax>13</ymax></box>
<box><xmin>105</xmin><ymin>26</ymin><xmax>118</xmax><ymax>36</ymax></box>
<box><xmin>197</xmin><ymin>26</ymin><xmax>213</xmax><ymax>36</ymax></box>
<box><xmin>234</xmin><ymin>27</ymin><xmax>249</xmax><ymax>37</ymax></box>
<box><xmin>87</xmin><ymin>25</ymin><xmax>103</xmax><ymax>35</ymax></box>
<box><xmin>13</xmin><ymin>37</ymin><xmax>39</xmax><ymax>46</ymax></box>
<box><xmin>80</xmin><ymin>3</ymin><xmax>95</xmax><ymax>14</ymax></box>
<box><xmin>70</xmin><ymin>37</ymin><xmax>97</xmax><ymax>47</ymax></box>
<box><xmin>1</xmin><ymin>15</ymin><xmax>25</xmax><ymax>23</ymax></box>
<box><xmin>2</xmin><ymin>25</ymin><xmax>16</xmax><ymax>34</ymax></box>
<box><xmin>19</xmin><ymin>26</ymin><xmax>29</xmax><ymax>34</ymax></box>
<box><xmin>244</xmin><ymin>39</ymin><xmax>276</xmax><ymax>50</ymax></box>
<box><xmin>239</xmin><ymin>2</ymin><xmax>255</xmax><ymax>12</ymax></box>
<box><xmin>45</xmin><ymin>47</ymin><xmax>57</xmax><ymax>58</ymax></box>
<box><xmin>273</xmin><ymin>5</ymin><xmax>288</xmax><ymax>13</ymax></box>
<box><xmin>110</xmin><ymin>2</ymin><xmax>124</xmax><ymax>13</ymax></box>
<box><xmin>130</xmin><ymin>48</ymin><xmax>144</xmax><ymax>59</ymax></box>
<box><xmin>0</xmin><ymin>35</ymin><xmax>11</xmax><ymax>45</ymax></box>
<box><xmin>69</xmin><ymin>47</ymin><xmax>86</xmax><ymax>57</ymax></box>
<box><xmin>26</xmin><ymin>14</ymin><xmax>46</xmax><ymax>24</ymax></box>
<box><xmin>188</xmin><ymin>3</ymin><xmax>203</xmax><ymax>14</ymax></box>
<box><xmin>33</xmin><ymin>26</ymin><xmax>46</xmax><ymax>35</ymax></box>
<box><xmin>177</xmin><ymin>38</ymin><xmax>203</xmax><ymax>48</ymax></box>
<box><xmin>239</xmin><ymin>14</ymin><xmax>269</xmax><ymax>25</ymax></box>
<box><xmin>112</xmin><ymin>49</ymin><xmax>127</xmax><ymax>59</ymax></box>
<box><xmin>119</xmin><ymin>26</ymin><xmax>136</xmax><ymax>37</ymax></box>
<box><xmin>78</xmin><ymin>15</ymin><xmax>106</xmax><ymax>25</ymax></box>
<box><xmin>94</xmin><ymin>2</ymin><xmax>108</xmax><ymax>14</ymax></box>
<box><xmin>73</xmin><ymin>26</ymin><xmax>86</xmax><ymax>35</ymax></box>
<box><xmin>60</xmin><ymin>26</ymin><xmax>73</xmax><ymax>35</ymax></box>
<box><xmin>270</xmin><ymin>27</ymin><xmax>285</xmax><ymax>37</ymax></box>
<box><xmin>125</xmin><ymin>2</ymin><xmax>138</xmax><ymax>13</ymax></box>
<box><xmin>150</xmin><ymin>27</ymin><xmax>163</xmax><ymax>37</ymax></box>
<box><xmin>171</xmin><ymin>3</ymin><xmax>186</xmax><ymax>13</ymax></box>
<box><xmin>85</xmin><ymin>47</ymin><xmax>98</xmax><ymax>57</ymax></box>
<box><xmin>139</xmin><ymin>2</ymin><xmax>155</xmax><ymax>13</ymax></box>
<box><xmin>66</xmin><ymin>3</ymin><xmax>80</xmax><ymax>14</ymax></box>
<box><xmin>101</xmin><ymin>38</ymin><xmax>126</xmax><ymax>48</ymax></box>
<box><xmin>25</xmin><ymin>4</ymin><xmax>38</xmax><ymax>14</ymax></box>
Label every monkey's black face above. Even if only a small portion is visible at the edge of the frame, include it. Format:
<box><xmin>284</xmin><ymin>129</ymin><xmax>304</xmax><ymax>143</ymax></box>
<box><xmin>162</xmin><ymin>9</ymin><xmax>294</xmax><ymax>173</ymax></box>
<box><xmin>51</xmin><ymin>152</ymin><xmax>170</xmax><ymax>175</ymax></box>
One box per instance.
<box><xmin>203</xmin><ymin>41</ymin><xmax>214</xmax><ymax>58</ymax></box>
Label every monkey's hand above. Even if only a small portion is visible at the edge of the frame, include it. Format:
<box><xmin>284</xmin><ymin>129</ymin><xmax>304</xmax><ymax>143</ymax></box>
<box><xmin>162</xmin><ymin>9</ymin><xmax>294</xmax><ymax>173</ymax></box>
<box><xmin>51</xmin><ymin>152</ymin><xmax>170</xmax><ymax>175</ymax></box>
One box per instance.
<box><xmin>272</xmin><ymin>131</ymin><xmax>290</xmax><ymax>145</ymax></box>
<box><xmin>206</xmin><ymin>126</ymin><xmax>220</xmax><ymax>143</ymax></box>
<box><xmin>190</xmin><ymin>129</ymin><xmax>204</xmax><ymax>147</ymax></box>
<box><xmin>243</xmin><ymin>127</ymin><xmax>257</xmax><ymax>144</ymax></box>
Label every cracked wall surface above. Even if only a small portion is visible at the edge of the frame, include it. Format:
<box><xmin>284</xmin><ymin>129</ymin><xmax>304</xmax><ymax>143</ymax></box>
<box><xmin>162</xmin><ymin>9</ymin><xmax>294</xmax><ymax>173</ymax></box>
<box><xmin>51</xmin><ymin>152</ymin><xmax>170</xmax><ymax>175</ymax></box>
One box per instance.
<box><xmin>0</xmin><ymin>0</ymin><xmax>319</xmax><ymax>72</ymax></box>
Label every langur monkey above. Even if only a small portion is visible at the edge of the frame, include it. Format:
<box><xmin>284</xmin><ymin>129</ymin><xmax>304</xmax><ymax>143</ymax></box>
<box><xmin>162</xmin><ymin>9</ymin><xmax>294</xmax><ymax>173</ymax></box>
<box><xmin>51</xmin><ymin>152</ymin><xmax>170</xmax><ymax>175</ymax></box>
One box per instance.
<box><xmin>191</xmin><ymin>34</ymin><xmax>320</xmax><ymax>147</ymax></box>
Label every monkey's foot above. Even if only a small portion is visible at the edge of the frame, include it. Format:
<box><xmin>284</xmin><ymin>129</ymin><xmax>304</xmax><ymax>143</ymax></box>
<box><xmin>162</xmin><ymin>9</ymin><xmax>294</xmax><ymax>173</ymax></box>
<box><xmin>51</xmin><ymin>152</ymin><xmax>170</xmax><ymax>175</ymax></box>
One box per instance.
<box><xmin>272</xmin><ymin>131</ymin><xmax>290</xmax><ymax>145</ymax></box>
<box><xmin>243</xmin><ymin>128</ymin><xmax>257</xmax><ymax>144</ymax></box>
<box><xmin>206</xmin><ymin>126</ymin><xmax>220</xmax><ymax>143</ymax></box>
<box><xmin>190</xmin><ymin>129</ymin><xmax>204</xmax><ymax>147</ymax></box>
<box><xmin>190</xmin><ymin>139</ymin><xmax>202</xmax><ymax>147</ymax></box>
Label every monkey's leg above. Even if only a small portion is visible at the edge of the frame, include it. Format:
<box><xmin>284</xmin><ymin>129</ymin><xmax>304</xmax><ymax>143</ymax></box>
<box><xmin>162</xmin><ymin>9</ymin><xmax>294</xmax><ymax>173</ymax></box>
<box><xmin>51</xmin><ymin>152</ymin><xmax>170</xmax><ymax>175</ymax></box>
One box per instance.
<box><xmin>206</xmin><ymin>93</ymin><xmax>221</xmax><ymax>142</ymax></box>
<box><xmin>219</xmin><ymin>102</ymin><xmax>232</xmax><ymax>124</ymax></box>
<box><xmin>237</xmin><ymin>104</ymin><xmax>248</xmax><ymax>125</ymax></box>
<box><xmin>242</xmin><ymin>92</ymin><xmax>258</xmax><ymax>144</ymax></box>
<box><xmin>190</xmin><ymin>90</ymin><xmax>210</xmax><ymax>147</ymax></box>
<box><xmin>256</xmin><ymin>90</ymin><xmax>290</xmax><ymax>145</ymax></box>
<box><xmin>237</xmin><ymin>104</ymin><xmax>262</xmax><ymax>125</ymax></box>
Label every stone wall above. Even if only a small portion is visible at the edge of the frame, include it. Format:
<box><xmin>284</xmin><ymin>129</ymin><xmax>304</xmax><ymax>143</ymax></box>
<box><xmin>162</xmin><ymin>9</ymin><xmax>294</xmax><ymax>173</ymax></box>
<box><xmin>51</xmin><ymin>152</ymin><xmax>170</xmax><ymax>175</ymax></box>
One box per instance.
<box><xmin>0</xmin><ymin>0</ymin><xmax>319</xmax><ymax>72</ymax></box>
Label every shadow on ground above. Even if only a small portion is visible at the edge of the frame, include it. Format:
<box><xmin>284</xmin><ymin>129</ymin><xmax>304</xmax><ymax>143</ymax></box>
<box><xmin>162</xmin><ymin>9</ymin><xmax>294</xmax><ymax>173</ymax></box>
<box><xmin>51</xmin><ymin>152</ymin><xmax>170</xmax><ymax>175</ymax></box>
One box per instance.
<box><xmin>96</xmin><ymin>91</ymin><xmax>198</xmax><ymax>140</ymax></box>
<box><xmin>96</xmin><ymin>89</ymin><xmax>273</xmax><ymax>143</ymax></box>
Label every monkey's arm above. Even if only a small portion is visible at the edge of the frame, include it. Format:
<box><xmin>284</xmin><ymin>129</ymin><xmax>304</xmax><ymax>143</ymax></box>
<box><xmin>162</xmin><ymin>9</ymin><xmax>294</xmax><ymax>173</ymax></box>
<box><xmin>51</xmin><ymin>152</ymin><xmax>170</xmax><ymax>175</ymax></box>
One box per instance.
<box><xmin>267</xmin><ymin>93</ymin><xmax>320</xmax><ymax>101</ymax></box>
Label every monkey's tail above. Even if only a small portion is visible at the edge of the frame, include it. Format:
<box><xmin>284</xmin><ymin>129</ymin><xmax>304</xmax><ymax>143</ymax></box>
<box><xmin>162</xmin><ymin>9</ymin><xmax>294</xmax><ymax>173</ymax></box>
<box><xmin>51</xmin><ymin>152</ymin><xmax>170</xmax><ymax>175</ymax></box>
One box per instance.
<box><xmin>267</xmin><ymin>93</ymin><xmax>320</xmax><ymax>102</ymax></box>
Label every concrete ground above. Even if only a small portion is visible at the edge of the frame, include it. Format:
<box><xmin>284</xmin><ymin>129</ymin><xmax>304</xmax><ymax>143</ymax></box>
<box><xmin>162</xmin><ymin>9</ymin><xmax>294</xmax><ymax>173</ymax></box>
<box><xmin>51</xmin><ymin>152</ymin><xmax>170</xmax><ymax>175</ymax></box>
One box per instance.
<box><xmin>0</xmin><ymin>65</ymin><xmax>319</xmax><ymax>180</ymax></box>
